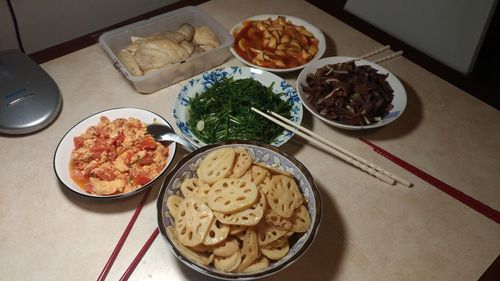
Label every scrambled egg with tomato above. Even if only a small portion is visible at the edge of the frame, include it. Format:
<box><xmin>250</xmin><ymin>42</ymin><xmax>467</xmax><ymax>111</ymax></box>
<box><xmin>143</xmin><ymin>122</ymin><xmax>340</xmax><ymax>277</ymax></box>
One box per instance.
<box><xmin>70</xmin><ymin>116</ymin><xmax>169</xmax><ymax>195</ymax></box>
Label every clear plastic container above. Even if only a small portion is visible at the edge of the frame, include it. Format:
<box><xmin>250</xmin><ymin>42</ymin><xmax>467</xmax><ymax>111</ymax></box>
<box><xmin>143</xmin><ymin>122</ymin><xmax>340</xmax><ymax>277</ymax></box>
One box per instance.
<box><xmin>99</xmin><ymin>6</ymin><xmax>233</xmax><ymax>93</ymax></box>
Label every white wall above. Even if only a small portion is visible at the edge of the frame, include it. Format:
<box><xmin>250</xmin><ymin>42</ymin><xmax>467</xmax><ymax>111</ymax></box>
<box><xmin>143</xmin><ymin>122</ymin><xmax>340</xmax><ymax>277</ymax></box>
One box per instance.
<box><xmin>345</xmin><ymin>0</ymin><xmax>498</xmax><ymax>74</ymax></box>
<box><xmin>3</xmin><ymin>0</ymin><xmax>178</xmax><ymax>54</ymax></box>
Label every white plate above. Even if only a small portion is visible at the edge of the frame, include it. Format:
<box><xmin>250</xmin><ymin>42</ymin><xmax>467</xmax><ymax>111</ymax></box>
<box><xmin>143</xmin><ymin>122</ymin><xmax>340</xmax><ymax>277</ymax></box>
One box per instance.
<box><xmin>229</xmin><ymin>14</ymin><xmax>326</xmax><ymax>73</ymax></box>
<box><xmin>297</xmin><ymin>56</ymin><xmax>407</xmax><ymax>130</ymax></box>
<box><xmin>172</xmin><ymin>66</ymin><xmax>303</xmax><ymax>148</ymax></box>
<box><xmin>53</xmin><ymin>107</ymin><xmax>177</xmax><ymax>199</ymax></box>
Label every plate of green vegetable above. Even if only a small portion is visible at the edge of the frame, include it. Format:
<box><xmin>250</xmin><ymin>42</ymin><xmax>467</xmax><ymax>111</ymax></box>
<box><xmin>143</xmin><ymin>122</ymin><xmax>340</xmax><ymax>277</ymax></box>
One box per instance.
<box><xmin>172</xmin><ymin>66</ymin><xmax>303</xmax><ymax>148</ymax></box>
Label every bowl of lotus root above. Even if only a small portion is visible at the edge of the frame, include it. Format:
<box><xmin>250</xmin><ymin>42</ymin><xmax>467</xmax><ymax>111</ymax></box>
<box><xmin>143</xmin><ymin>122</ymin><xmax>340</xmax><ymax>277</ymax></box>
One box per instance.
<box><xmin>157</xmin><ymin>140</ymin><xmax>322</xmax><ymax>280</ymax></box>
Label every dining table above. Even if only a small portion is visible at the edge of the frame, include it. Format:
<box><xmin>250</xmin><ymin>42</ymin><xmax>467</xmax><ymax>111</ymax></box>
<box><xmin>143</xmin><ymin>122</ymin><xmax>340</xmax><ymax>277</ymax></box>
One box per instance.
<box><xmin>1</xmin><ymin>0</ymin><xmax>499</xmax><ymax>280</ymax></box>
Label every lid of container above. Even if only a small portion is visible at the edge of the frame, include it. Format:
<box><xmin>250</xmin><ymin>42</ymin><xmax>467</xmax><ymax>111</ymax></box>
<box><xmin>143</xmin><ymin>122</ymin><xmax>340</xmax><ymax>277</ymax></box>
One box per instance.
<box><xmin>0</xmin><ymin>49</ymin><xmax>62</xmax><ymax>135</ymax></box>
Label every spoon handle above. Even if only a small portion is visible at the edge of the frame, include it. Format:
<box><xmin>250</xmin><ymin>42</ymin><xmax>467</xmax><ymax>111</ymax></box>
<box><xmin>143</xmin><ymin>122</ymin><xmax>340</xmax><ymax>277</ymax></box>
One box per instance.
<box><xmin>147</xmin><ymin>124</ymin><xmax>197</xmax><ymax>152</ymax></box>
<box><xmin>164</xmin><ymin>133</ymin><xmax>196</xmax><ymax>152</ymax></box>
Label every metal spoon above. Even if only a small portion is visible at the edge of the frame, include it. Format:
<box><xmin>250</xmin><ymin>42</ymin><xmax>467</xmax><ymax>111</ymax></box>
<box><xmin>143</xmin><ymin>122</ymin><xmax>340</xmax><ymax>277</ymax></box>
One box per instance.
<box><xmin>147</xmin><ymin>124</ymin><xmax>196</xmax><ymax>152</ymax></box>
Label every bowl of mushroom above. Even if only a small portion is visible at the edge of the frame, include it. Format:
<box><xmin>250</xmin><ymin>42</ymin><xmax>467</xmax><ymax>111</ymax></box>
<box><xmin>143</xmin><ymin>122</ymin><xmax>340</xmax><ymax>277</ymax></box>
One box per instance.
<box><xmin>297</xmin><ymin>56</ymin><xmax>407</xmax><ymax>130</ymax></box>
<box><xmin>157</xmin><ymin>140</ymin><xmax>322</xmax><ymax>280</ymax></box>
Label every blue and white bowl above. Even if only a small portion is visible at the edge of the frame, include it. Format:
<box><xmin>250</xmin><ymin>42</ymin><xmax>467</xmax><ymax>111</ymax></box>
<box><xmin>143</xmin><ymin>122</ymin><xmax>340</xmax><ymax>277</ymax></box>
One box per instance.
<box><xmin>172</xmin><ymin>66</ymin><xmax>303</xmax><ymax>148</ymax></box>
<box><xmin>157</xmin><ymin>141</ymin><xmax>322</xmax><ymax>280</ymax></box>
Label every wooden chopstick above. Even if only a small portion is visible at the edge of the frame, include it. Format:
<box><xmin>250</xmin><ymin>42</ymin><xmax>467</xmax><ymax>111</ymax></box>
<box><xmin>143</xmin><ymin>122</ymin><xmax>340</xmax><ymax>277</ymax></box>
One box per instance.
<box><xmin>339</xmin><ymin>45</ymin><xmax>390</xmax><ymax>65</ymax></box>
<box><xmin>371</xmin><ymin>50</ymin><xmax>404</xmax><ymax>64</ymax></box>
<box><xmin>251</xmin><ymin>107</ymin><xmax>412</xmax><ymax>186</ymax></box>
<box><xmin>339</xmin><ymin>45</ymin><xmax>402</xmax><ymax>65</ymax></box>
<box><xmin>119</xmin><ymin>228</ymin><xmax>160</xmax><ymax>281</ymax></box>
<box><xmin>358</xmin><ymin>45</ymin><xmax>391</xmax><ymax>59</ymax></box>
<box><xmin>268</xmin><ymin>110</ymin><xmax>412</xmax><ymax>186</ymax></box>
<box><xmin>97</xmin><ymin>189</ymin><xmax>151</xmax><ymax>281</ymax></box>
<box><xmin>251</xmin><ymin>107</ymin><xmax>394</xmax><ymax>184</ymax></box>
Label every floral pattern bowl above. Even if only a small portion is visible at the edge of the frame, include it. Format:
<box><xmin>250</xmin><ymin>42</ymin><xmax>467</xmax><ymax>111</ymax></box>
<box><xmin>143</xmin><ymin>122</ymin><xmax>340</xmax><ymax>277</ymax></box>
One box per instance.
<box><xmin>172</xmin><ymin>66</ymin><xmax>303</xmax><ymax>148</ymax></box>
<box><xmin>156</xmin><ymin>140</ymin><xmax>322</xmax><ymax>280</ymax></box>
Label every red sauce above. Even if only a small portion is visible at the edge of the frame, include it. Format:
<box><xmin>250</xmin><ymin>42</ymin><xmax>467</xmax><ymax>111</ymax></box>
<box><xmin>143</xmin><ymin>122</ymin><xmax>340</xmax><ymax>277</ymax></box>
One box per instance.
<box><xmin>233</xmin><ymin>17</ymin><xmax>319</xmax><ymax>69</ymax></box>
<box><xmin>70</xmin><ymin>159</ymin><xmax>93</xmax><ymax>193</ymax></box>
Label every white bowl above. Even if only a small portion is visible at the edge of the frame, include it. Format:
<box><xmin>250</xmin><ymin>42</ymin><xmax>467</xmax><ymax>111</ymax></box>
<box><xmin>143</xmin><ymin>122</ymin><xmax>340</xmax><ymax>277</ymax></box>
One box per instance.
<box><xmin>297</xmin><ymin>56</ymin><xmax>407</xmax><ymax>130</ymax></box>
<box><xmin>172</xmin><ymin>66</ymin><xmax>303</xmax><ymax>148</ymax></box>
<box><xmin>157</xmin><ymin>141</ymin><xmax>322</xmax><ymax>280</ymax></box>
<box><xmin>53</xmin><ymin>107</ymin><xmax>177</xmax><ymax>199</ymax></box>
<box><xmin>229</xmin><ymin>15</ymin><xmax>326</xmax><ymax>73</ymax></box>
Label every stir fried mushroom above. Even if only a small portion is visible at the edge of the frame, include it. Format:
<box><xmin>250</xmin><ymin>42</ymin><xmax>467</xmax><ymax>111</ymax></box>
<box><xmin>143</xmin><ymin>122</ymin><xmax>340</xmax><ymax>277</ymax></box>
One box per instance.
<box><xmin>302</xmin><ymin>61</ymin><xmax>394</xmax><ymax>125</ymax></box>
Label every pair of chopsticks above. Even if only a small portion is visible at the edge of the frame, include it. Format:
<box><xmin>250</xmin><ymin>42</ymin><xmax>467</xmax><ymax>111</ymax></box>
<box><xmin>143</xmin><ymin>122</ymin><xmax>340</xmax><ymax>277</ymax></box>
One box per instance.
<box><xmin>97</xmin><ymin>189</ymin><xmax>153</xmax><ymax>281</ymax></box>
<box><xmin>251</xmin><ymin>107</ymin><xmax>412</xmax><ymax>187</ymax></box>
<box><xmin>119</xmin><ymin>228</ymin><xmax>159</xmax><ymax>281</ymax></box>
<box><xmin>348</xmin><ymin>45</ymin><xmax>403</xmax><ymax>64</ymax></box>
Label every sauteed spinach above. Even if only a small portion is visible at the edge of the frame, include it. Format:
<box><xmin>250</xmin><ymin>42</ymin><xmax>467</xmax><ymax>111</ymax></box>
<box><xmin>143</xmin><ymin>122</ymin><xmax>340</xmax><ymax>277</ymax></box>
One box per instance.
<box><xmin>188</xmin><ymin>77</ymin><xmax>292</xmax><ymax>144</ymax></box>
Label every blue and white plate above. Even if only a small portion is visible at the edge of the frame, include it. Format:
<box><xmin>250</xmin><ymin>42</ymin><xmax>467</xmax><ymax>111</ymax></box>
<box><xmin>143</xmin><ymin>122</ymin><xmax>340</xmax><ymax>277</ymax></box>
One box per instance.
<box><xmin>173</xmin><ymin>66</ymin><xmax>303</xmax><ymax>148</ymax></box>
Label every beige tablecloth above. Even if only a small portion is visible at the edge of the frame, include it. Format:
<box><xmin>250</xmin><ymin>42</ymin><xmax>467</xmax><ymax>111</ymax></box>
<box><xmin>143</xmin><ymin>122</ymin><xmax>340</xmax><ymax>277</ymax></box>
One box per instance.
<box><xmin>1</xmin><ymin>0</ymin><xmax>499</xmax><ymax>280</ymax></box>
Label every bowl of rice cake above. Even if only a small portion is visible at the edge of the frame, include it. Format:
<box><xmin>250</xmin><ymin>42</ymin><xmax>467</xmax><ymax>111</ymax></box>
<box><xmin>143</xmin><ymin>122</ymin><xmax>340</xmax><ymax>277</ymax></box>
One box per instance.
<box><xmin>156</xmin><ymin>140</ymin><xmax>322</xmax><ymax>280</ymax></box>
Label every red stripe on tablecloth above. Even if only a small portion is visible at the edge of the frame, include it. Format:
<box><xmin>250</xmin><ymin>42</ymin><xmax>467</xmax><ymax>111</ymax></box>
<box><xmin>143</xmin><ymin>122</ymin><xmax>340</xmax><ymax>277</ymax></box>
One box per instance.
<box><xmin>359</xmin><ymin>138</ymin><xmax>500</xmax><ymax>224</ymax></box>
